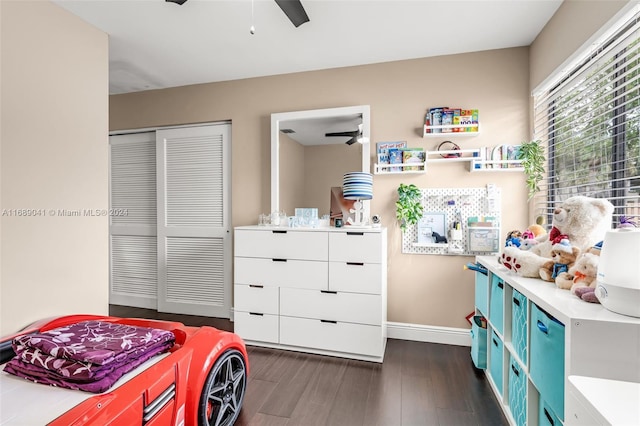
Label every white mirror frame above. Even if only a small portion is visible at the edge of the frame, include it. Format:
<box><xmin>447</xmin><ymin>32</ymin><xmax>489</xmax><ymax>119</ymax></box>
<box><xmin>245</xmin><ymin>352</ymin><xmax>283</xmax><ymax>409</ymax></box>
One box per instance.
<box><xmin>271</xmin><ymin>105</ymin><xmax>371</xmax><ymax>215</ymax></box>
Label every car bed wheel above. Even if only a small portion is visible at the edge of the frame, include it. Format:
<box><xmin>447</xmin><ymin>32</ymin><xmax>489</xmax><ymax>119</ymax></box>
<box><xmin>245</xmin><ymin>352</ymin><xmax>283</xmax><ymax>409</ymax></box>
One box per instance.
<box><xmin>199</xmin><ymin>349</ymin><xmax>247</xmax><ymax>426</ymax></box>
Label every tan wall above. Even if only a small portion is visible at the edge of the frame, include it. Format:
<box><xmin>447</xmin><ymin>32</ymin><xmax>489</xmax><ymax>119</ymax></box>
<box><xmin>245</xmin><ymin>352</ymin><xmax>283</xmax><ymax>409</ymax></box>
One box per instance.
<box><xmin>111</xmin><ymin>47</ymin><xmax>530</xmax><ymax>328</ymax></box>
<box><xmin>278</xmin><ymin>133</ymin><xmax>305</xmax><ymax>216</ymax></box>
<box><xmin>0</xmin><ymin>1</ymin><xmax>109</xmax><ymax>335</ymax></box>
<box><xmin>530</xmin><ymin>0</ymin><xmax>630</xmax><ymax>91</ymax></box>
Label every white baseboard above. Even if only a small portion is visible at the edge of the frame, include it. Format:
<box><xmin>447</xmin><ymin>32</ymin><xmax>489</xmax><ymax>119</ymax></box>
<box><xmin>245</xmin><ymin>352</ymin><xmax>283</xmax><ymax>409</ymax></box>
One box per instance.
<box><xmin>387</xmin><ymin>321</ymin><xmax>471</xmax><ymax>347</ymax></box>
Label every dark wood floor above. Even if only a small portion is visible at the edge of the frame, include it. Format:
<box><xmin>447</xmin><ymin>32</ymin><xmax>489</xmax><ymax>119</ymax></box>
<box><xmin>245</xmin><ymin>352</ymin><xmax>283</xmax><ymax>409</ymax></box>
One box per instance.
<box><xmin>110</xmin><ymin>305</ymin><xmax>507</xmax><ymax>426</ymax></box>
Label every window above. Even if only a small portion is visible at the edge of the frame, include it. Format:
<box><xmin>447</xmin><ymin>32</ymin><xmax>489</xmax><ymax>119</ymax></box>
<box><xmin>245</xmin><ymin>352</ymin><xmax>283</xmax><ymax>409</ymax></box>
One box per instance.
<box><xmin>533</xmin><ymin>9</ymin><xmax>640</xmax><ymax>226</ymax></box>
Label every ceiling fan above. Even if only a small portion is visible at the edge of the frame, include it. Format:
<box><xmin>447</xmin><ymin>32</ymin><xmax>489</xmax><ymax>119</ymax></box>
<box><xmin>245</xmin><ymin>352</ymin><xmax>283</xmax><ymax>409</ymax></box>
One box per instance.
<box><xmin>325</xmin><ymin>123</ymin><xmax>366</xmax><ymax>146</ymax></box>
<box><xmin>165</xmin><ymin>0</ymin><xmax>310</xmax><ymax>28</ymax></box>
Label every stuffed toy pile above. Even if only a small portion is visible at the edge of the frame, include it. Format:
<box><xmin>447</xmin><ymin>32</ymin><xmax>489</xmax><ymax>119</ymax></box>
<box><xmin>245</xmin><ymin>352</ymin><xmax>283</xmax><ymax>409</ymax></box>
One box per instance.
<box><xmin>501</xmin><ymin>196</ymin><xmax>614</xmax><ymax>279</ymax></box>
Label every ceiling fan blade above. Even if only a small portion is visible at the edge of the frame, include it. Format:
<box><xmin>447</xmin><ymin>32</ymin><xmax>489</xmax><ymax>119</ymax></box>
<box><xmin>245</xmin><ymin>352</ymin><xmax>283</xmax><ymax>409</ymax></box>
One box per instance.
<box><xmin>325</xmin><ymin>131</ymin><xmax>358</xmax><ymax>137</ymax></box>
<box><xmin>274</xmin><ymin>0</ymin><xmax>310</xmax><ymax>27</ymax></box>
<box><xmin>166</xmin><ymin>0</ymin><xmax>188</xmax><ymax>4</ymax></box>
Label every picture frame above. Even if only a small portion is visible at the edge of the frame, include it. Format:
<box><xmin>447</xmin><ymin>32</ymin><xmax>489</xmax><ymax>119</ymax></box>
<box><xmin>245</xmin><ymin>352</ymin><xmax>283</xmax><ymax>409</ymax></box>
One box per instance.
<box><xmin>417</xmin><ymin>212</ymin><xmax>447</xmax><ymax>243</ymax></box>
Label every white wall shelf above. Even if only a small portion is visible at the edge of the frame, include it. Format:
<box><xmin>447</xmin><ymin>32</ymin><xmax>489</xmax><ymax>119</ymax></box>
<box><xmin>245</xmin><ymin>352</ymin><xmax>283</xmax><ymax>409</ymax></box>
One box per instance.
<box><xmin>470</xmin><ymin>160</ymin><xmax>524</xmax><ymax>172</ymax></box>
<box><xmin>423</xmin><ymin>124</ymin><xmax>480</xmax><ymax>137</ymax></box>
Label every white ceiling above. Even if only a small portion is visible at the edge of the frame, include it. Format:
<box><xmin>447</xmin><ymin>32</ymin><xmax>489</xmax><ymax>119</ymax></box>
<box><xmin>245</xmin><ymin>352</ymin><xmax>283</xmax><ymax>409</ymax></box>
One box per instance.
<box><xmin>52</xmin><ymin>0</ymin><xmax>563</xmax><ymax>95</ymax></box>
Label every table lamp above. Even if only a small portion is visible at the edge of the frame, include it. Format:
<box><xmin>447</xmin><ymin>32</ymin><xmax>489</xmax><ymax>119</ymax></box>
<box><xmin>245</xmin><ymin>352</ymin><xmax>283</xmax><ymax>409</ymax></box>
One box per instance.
<box><xmin>342</xmin><ymin>172</ymin><xmax>373</xmax><ymax>227</ymax></box>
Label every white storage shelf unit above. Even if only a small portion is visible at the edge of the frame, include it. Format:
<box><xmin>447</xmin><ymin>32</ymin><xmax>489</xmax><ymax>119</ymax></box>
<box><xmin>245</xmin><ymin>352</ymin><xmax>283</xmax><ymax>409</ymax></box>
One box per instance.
<box><xmin>233</xmin><ymin>226</ymin><xmax>387</xmax><ymax>363</ymax></box>
<box><xmin>473</xmin><ymin>255</ymin><xmax>640</xmax><ymax>426</ymax></box>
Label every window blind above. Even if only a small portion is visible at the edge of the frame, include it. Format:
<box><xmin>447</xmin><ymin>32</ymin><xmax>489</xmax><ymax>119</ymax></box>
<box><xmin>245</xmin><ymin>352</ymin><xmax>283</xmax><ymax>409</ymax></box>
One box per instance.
<box><xmin>533</xmin><ymin>10</ymin><xmax>640</xmax><ymax>226</ymax></box>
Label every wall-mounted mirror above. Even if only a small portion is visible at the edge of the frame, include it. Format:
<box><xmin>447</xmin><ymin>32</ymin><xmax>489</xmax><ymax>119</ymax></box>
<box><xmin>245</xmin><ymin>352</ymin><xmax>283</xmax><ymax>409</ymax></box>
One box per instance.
<box><xmin>271</xmin><ymin>105</ymin><xmax>371</xmax><ymax>217</ymax></box>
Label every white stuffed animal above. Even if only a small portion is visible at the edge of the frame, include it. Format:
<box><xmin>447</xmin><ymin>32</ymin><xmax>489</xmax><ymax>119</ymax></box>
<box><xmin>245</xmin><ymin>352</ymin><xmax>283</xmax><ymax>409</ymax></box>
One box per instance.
<box><xmin>501</xmin><ymin>196</ymin><xmax>613</xmax><ymax>278</ymax></box>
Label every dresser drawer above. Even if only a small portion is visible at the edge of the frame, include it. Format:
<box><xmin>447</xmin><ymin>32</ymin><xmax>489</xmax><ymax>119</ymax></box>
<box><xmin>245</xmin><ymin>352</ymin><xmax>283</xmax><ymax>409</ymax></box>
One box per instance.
<box><xmin>234</xmin><ymin>284</ymin><xmax>278</xmax><ymax>315</ymax></box>
<box><xmin>280</xmin><ymin>316</ymin><xmax>383</xmax><ymax>357</ymax></box>
<box><xmin>235</xmin><ymin>257</ymin><xmax>328</xmax><ymax>289</ymax></box>
<box><xmin>280</xmin><ymin>288</ymin><xmax>381</xmax><ymax>326</ymax></box>
<box><xmin>233</xmin><ymin>311</ymin><xmax>278</xmax><ymax>343</ymax></box>
<box><xmin>234</xmin><ymin>229</ymin><xmax>328</xmax><ymax>261</ymax></box>
<box><xmin>329</xmin><ymin>261</ymin><xmax>381</xmax><ymax>294</ymax></box>
<box><xmin>328</xmin><ymin>231</ymin><xmax>383</xmax><ymax>263</ymax></box>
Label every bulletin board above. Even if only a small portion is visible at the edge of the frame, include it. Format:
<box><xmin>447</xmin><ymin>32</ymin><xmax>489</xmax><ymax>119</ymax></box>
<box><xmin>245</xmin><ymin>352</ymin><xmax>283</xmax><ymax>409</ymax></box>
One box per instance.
<box><xmin>401</xmin><ymin>186</ymin><xmax>502</xmax><ymax>256</ymax></box>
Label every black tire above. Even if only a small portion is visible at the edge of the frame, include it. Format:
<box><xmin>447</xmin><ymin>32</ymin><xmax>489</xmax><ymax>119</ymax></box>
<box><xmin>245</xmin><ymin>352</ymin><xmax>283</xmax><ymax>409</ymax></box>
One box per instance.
<box><xmin>198</xmin><ymin>349</ymin><xmax>247</xmax><ymax>426</ymax></box>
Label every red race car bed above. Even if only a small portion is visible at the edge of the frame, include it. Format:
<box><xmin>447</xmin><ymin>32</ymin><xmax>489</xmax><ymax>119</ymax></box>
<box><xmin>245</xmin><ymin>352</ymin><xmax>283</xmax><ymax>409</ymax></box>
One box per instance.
<box><xmin>0</xmin><ymin>314</ymin><xmax>248</xmax><ymax>426</ymax></box>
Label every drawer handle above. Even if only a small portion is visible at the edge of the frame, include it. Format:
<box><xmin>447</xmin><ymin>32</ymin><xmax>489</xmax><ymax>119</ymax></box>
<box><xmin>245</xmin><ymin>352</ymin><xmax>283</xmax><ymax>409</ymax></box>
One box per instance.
<box><xmin>249</xmin><ymin>312</ymin><xmax>264</xmax><ymax>316</ymax></box>
<box><xmin>320</xmin><ymin>290</ymin><xmax>337</xmax><ymax>294</ymax></box>
<box><xmin>513</xmin><ymin>297</ymin><xmax>521</xmax><ymax>307</ymax></box>
<box><xmin>497</xmin><ymin>282</ymin><xmax>504</xmax><ymax>289</ymax></box>
<box><xmin>272</xmin><ymin>258</ymin><xmax>287</xmax><ymax>262</ymax></box>
<box><xmin>544</xmin><ymin>408</ymin><xmax>554</xmax><ymax>425</ymax></box>
<box><xmin>492</xmin><ymin>338</ymin><xmax>498</xmax><ymax>347</ymax></box>
<box><xmin>537</xmin><ymin>320</ymin><xmax>549</xmax><ymax>334</ymax></box>
<box><xmin>346</xmin><ymin>262</ymin><xmax>364</xmax><ymax>266</ymax></box>
<box><xmin>320</xmin><ymin>319</ymin><xmax>337</xmax><ymax>324</ymax></box>
<box><xmin>272</xmin><ymin>230</ymin><xmax>287</xmax><ymax>234</ymax></box>
<box><xmin>346</xmin><ymin>232</ymin><xmax>364</xmax><ymax>236</ymax></box>
<box><xmin>249</xmin><ymin>284</ymin><xmax>264</xmax><ymax>288</ymax></box>
<box><xmin>511</xmin><ymin>364</ymin><xmax>520</xmax><ymax>377</ymax></box>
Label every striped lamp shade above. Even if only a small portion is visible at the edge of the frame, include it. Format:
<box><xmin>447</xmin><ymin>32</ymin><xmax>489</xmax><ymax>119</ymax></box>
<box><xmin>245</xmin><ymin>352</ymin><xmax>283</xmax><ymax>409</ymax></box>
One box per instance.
<box><xmin>342</xmin><ymin>172</ymin><xmax>373</xmax><ymax>200</ymax></box>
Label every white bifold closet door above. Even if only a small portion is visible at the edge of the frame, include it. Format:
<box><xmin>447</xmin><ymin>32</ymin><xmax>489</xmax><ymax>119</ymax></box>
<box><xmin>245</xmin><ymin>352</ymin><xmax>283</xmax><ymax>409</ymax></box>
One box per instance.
<box><xmin>110</xmin><ymin>132</ymin><xmax>158</xmax><ymax>309</ymax></box>
<box><xmin>109</xmin><ymin>124</ymin><xmax>231</xmax><ymax>318</ymax></box>
<box><xmin>156</xmin><ymin>125</ymin><xmax>231</xmax><ymax>318</ymax></box>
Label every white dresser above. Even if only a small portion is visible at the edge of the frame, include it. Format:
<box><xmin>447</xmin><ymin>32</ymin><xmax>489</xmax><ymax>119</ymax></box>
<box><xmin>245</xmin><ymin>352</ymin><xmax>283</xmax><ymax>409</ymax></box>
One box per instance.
<box><xmin>233</xmin><ymin>226</ymin><xmax>387</xmax><ymax>362</ymax></box>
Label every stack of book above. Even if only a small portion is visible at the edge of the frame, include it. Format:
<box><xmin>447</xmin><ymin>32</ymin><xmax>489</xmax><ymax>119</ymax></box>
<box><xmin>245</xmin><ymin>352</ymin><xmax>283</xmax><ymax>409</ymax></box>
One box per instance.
<box><xmin>376</xmin><ymin>141</ymin><xmax>425</xmax><ymax>172</ymax></box>
<box><xmin>425</xmin><ymin>107</ymin><xmax>479</xmax><ymax>133</ymax></box>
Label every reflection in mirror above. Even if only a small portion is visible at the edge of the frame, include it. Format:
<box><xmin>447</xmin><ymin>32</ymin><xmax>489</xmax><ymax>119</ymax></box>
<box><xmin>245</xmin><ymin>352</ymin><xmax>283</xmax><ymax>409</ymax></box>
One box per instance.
<box><xmin>271</xmin><ymin>106</ymin><xmax>370</xmax><ymax>218</ymax></box>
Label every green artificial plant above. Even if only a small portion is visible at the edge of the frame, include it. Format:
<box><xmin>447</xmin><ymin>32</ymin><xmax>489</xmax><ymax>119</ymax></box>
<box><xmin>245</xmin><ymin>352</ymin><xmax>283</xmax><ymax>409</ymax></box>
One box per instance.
<box><xmin>518</xmin><ymin>140</ymin><xmax>545</xmax><ymax>200</ymax></box>
<box><xmin>396</xmin><ymin>183</ymin><xmax>423</xmax><ymax>231</ymax></box>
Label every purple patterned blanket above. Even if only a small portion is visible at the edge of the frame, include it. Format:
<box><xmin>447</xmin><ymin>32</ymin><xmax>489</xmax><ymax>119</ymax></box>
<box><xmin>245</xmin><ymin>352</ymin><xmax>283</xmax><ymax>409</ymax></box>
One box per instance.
<box><xmin>3</xmin><ymin>320</ymin><xmax>175</xmax><ymax>393</ymax></box>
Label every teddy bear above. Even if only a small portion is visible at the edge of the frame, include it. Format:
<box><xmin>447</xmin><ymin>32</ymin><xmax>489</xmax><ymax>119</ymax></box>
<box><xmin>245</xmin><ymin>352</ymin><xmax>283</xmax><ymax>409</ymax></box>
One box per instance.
<box><xmin>501</xmin><ymin>196</ymin><xmax>613</xmax><ymax>278</ymax></box>
<box><xmin>539</xmin><ymin>239</ymin><xmax>580</xmax><ymax>282</ymax></box>
<box><xmin>555</xmin><ymin>251</ymin><xmax>599</xmax><ymax>291</ymax></box>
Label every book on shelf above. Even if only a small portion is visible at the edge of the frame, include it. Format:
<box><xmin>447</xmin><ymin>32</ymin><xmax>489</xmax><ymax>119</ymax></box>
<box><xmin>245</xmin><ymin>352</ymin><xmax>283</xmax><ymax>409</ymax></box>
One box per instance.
<box><xmin>426</xmin><ymin>107</ymin><xmax>447</xmax><ymax>133</ymax></box>
<box><xmin>388</xmin><ymin>148</ymin><xmax>404</xmax><ymax>172</ymax></box>
<box><xmin>402</xmin><ymin>148</ymin><xmax>425</xmax><ymax>171</ymax></box>
<box><xmin>376</xmin><ymin>141</ymin><xmax>407</xmax><ymax>165</ymax></box>
<box><xmin>457</xmin><ymin>109</ymin><xmax>479</xmax><ymax>132</ymax></box>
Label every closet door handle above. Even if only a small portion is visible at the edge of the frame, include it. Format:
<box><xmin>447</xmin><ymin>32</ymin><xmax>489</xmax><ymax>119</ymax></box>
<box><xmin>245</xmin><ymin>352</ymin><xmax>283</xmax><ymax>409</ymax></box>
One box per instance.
<box><xmin>249</xmin><ymin>284</ymin><xmax>264</xmax><ymax>288</ymax></box>
<box><xmin>272</xmin><ymin>258</ymin><xmax>287</xmax><ymax>262</ymax></box>
<box><xmin>272</xmin><ymin>230</ymin><xmax>287</xmax><ymax>234</ymax></box>
<box><xmin>537</xmin><ymin>320</ymin><xmax>549</xmax><ymax>334</ymax></box>
<box><xmin>320</xmin><ymin>319</ymin><xmax>337</xmax><ymax>324</ymax></box>
<box><xmin>321</xmin><ymin>290</ymin><xmax>337</xmax><ymax>294</ymax></box>
<box><xmin>249</xmin><ymin>312</ymin><xmax>264</xmax><ymax>316</ymax></box>
<box><xmin>346</xmin><ymin>232</ymin><xmax>364</xmax><ymax>236</ymax></box>
<box><xmin>513</xmin><ymin>297</ymin><xmax>521</xmax><ymax>306</ymax></box>
<box><xmin>543</xmin><ymin>408</ymin><xmax>555</xmax><ymax>425</ymax></box>
<box><xmin>511</xmin><ymin>364</ymin><xmax>520</xmax><ymax>377</ymax></box>
<box><xmin>346</xmin><ymin>262</ymin><xmax>364</xmax><ymax>266</ymax></box>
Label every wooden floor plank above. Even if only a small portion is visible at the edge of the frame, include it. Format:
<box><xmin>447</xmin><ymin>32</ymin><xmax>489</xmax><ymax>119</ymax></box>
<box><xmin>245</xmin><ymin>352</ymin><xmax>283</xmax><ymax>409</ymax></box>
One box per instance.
<box><xmin>363</xmin><ymin>340</ymin><xmax>403</xmax><ymax>426</ymax></box>
<box><xmin>259</xmin><ymin>355</ymin><xmax>321</xmax><ymax>418</ymax></box>
<box><xmin>286</xmin><ymin>357</ymin><xmax>348</xmax><ymax>426</ymax></box>
<box><xmin>325</xmin><ymin>360</ymin><xmax>374</xmax><ymax>426</ymax></box>
<box><xmin>235</xmin><ymin>379</ymin><xmax>278</xmax><ymax>426</ymax></box>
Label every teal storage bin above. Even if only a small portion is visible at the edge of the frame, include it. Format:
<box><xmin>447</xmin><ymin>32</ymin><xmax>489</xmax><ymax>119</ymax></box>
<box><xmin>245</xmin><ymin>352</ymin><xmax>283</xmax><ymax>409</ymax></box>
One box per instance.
<box><xmin>530</xmin><ymin>303</ymin><xmax>565</xmax><ymax>421</ymax></box>
<box><xmin>508</xmin><ymin>357</ymin><xmax>527</xmax><ymax>426</ymax></box>
<box><xmin>489</xmin><ymin>330</ymin><xmax>503</xmax><ymax>396</ymax></box>
<box><xmin>511</xmin><ymin>289</ymin><xmax>528</xmax><ymax>365</ymax></box>
<box><xmin>470</xmin><ymin>316</ymin><xmax>487</xmax><ymax>369</ymax></box>
<box><xmin>489</xmin><ymin>275</ymin><xmax>504</xmax><ymax>335</ymax></box>
<box><xmin>475</xmin><ymin>271</ymin><xmax>488</xmax><ymax>316</ymax></box>
<box><xmin>539</xmin><ymin>398</ymin><xmax>561</xmax><ymax>426</ymax></box>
